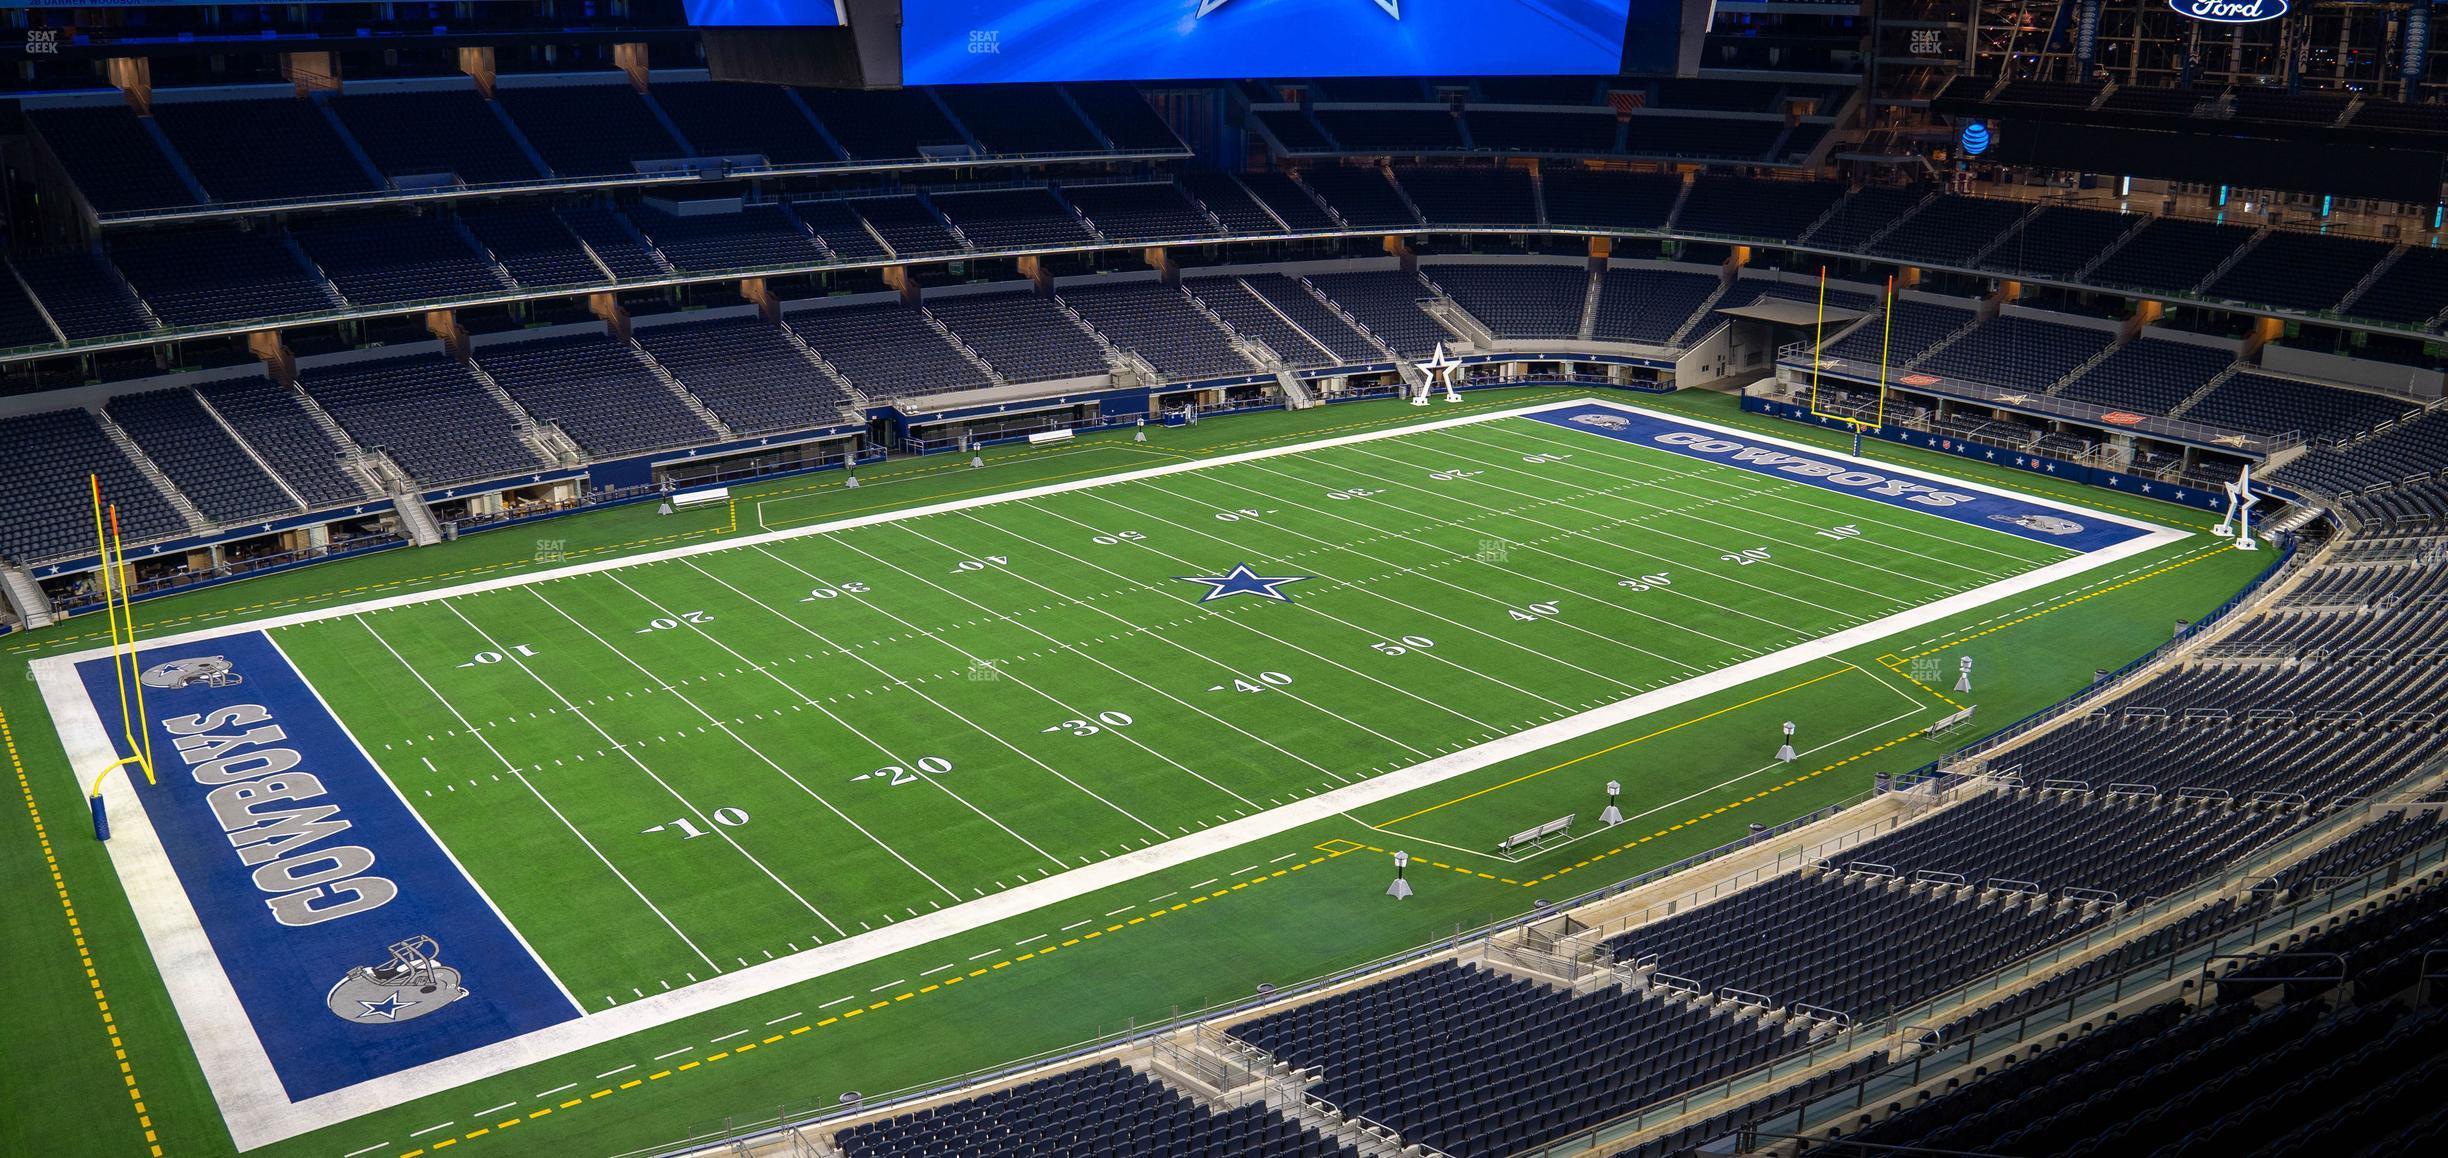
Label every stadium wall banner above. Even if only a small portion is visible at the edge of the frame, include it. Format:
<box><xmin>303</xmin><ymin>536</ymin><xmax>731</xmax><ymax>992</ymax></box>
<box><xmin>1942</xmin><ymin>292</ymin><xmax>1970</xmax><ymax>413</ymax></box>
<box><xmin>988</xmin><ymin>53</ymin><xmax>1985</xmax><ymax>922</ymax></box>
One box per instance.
<box><xmin>2167</xmin><ymin>0</ymin><xmax>2288</xmax><ymax>23</ymax></box>
<box><xmin>902</xmin><ymin>0</ymin><xmax>1643</xmax><ymax>84</ymax></box>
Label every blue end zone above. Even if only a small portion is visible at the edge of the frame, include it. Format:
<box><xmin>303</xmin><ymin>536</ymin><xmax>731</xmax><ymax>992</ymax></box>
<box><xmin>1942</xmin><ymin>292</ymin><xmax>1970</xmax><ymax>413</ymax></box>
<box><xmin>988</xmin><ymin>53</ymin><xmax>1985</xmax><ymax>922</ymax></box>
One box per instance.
<box><xmin>77</xmin><ymin>632</ymin><xmax>578</xmax><ymax>1101</ymax></box>
<box><xmin>1527</xmin><ymin>404</ymin><xmax>2157</xmax><ymax>554</ymax></box>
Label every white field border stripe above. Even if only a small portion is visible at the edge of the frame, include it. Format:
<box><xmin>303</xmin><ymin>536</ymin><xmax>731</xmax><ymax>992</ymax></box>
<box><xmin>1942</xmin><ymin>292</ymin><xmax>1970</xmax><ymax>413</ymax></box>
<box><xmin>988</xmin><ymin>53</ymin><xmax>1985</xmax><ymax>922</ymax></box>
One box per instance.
<box><xmin>28</xmin><ymin>398</ymin><xmax>2189</xmax><ymax>1149</ymax></box>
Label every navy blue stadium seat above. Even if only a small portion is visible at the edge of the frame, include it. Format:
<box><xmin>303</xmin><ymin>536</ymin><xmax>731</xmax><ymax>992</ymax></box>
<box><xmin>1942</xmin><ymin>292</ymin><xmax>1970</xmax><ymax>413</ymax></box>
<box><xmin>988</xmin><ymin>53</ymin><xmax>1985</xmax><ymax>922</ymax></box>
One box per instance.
<box><xmin>104</xmin><ymin>388</ymin><xmax>300</xmax><ymax>524</ymax></box>
<box><xmin>111</xmin><ymin>230</ymin><xmax>340</xmax><ymax>327</ymax></box>
<box><xmin>329</xmin><ymin>89</ymin><xmax>544</xmax><ymax>186</ymax></box>
<box><xmin>472</xmin><ymin>332</ymin><xmax>720</xmax><ymax>458</ymax></box>
<box><xmin>151</xmin><ymin>97</ymin><xmax>378</xmax><ymax>203</ymax></box>
<box><xmin>22</xmin><ymin>105</ymin><xmax>201</xmax><ymax>214</ymax></box>
<box><xmin>298</xmin><ymin>350</ymin><xmax>548</xmax><ymax>485</ymax></box>
<box><xmin>0</xmin><ymin>407</ymin><xmax>188</xmax><ymax>562</ymax></box>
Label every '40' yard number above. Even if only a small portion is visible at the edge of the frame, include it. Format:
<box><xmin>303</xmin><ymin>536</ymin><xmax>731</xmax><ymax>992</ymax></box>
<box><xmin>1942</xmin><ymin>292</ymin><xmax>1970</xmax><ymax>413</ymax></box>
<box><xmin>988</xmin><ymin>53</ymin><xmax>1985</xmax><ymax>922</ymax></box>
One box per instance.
<box><xmin>638</xmin><ymin>610</ymin><xmax>713</xmax><ymax>633</ymax></box>
<box><xmin>1509</xmin><ymin>601</ymin><xmax>1562</xmax><ymax>622</ymax></box>
<box><xmin>1210</xmin><ymin>671</ymin><xmax>1293</xmax><ymax>693</ymax></box>
<box><xmin>801</xmin><ymin>582</ymin><xmax>870</xmax><ymax>601</ymax></box>
<box><xmin>642</xmin><ymin>807</ymin><xmax>749</xmax><ymax>839</ymax></box>
<box><xmin>1042</xmin><ymin>710</ymin><xmax>1133</xmax><ymax>736</ymax></box>
<box><xmin>950</xmin><ymin>555</ymin><xmax>1010</xmax><ymax>574</ymax></box>
<box><xmin>854</xmin><ymin>756</ymin><xmax>954</xmax><ymax>786</ymax></box>
<box><xmin>1720</xmin><ymin>547</ymin><xmax>1773</xmax><ymax>567</ymax></box>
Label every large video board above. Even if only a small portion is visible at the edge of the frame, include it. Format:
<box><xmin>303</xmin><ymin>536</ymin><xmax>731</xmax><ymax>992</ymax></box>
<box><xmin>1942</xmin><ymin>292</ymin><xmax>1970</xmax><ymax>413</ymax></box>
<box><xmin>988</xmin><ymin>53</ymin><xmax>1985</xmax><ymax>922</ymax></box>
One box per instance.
<box><xmin>684</xmin><ymin>0</ymin><xmax>846</xmax><ymax>26</ymax></box>
<box><xmin>903</xmin><ymin>0</ymin><xmax>1641</xmax><ymax>85</ymax></box>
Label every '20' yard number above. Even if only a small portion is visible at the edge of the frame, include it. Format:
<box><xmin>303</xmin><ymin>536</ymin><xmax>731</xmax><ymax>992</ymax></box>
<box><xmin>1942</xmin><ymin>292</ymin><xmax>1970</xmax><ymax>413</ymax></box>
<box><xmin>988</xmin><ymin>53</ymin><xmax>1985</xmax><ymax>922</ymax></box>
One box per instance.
<box><xmin>858</xmin><ymin>756</ymin><xmax>955</xmax><ymax>786</ymax></box>
<box><xmin>639</xmin><ymin>610</ymin><xmax>713</xmax><ymax>633</ymax></box>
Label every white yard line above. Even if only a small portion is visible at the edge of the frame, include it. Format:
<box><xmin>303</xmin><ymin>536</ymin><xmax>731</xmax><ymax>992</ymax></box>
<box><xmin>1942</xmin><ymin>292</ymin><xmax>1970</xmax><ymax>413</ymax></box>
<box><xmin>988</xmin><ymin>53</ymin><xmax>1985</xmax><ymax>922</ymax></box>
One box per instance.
<box><xmin>1479</xmin><ymin>424</ymin><xmax>2024</xmax><ymax>586</ymax></box>
<box><xmin>1108</xmin><ymin>478</ymin><xmax>1653</xmax><ymax>696</ymax></box>
<box><xmin>846</xmin><ymin>523</ymin><xmax>1363</xmax><ymax>786</ymax></box>
<box><xmin>1494</xmin><ymin>420</ymin><xmax>2049</xmax><ymax>568</ymax></box>
<box><xmin>748</xmin><ymin>538</ymin><xmax>1269</xmax><ymax>810</ymax></box>
<box><xmin>1400</xmin><ymin>427</ymin><xmax>2002</xmax><ymax>616</ymax></box>
<box><xmin>33</xmin><ymin>397</ymin><xmax>2185</xmax><ymax>1149</ymax></box>
<box><xmin>352</xmin><ymin>615</ymin><xmax>721</xmax><ymax>974</ymax></box>
<box><xmin>1420</xmin><ymin>427</ymin><xmax>1984</xmax><ymax>597</ymax></box>
<box><xmin>606</xmin><ymin>565</ymin><xmax>1057</xmax><ymax>875</ymax></box>
<box><xmin>457</xmin><ymin>594</ymin><xmax>850</xmax><ymax>935</ymax></box>
<box><xmin>1190</xmin><ymin>459</ymin><xmax>1729</xmax><ymax>673</ymax></box>
<box><xmin>1312</xmin><ymin>437</ymin><xmax>1852</xmax><ymax>636</ymax></box>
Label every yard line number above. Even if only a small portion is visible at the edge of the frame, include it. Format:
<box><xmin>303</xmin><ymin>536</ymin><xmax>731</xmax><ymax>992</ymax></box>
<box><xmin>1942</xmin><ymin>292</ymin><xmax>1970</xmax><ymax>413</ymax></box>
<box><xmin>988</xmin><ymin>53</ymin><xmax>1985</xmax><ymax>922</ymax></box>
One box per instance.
<box><xmin>642</xmin><ymin>808</ymin><xmax>750</xmax><ymax>839</ymax></box>
<box><xmin>638</xmin><ymin>610</ymin><xmax>714</xmax><ymax>633</ymax></box>
<box><xmin>1371</xmin><ymin>635</ymin><xmax>1436</xmax><ymax>657</ymax></box>
<box><xmin>1208</xmin><ymin>671</ymin><xmax>1294</xmax><ymax>694</ymax></box>
<box><xmin>457</xmin><ymin>643</ymin><xmax>539</xmax><ymax>668</ymax></box>
<box><xmin>1616</xmin><ymin>572</ymin><xmax>1672</xmax><ymax>593</ymax></box>
<box><xmin>801</xmin><ymin>582</ymin><xmax>871</xmax><ymax>601</ymax></box>
<box><xmin>1042</xmin><ymin>711</ymin><xmax>1134</xmax><ymax>736</ymax></box>
<box><xmin>852</xmin><ymin>756</ymin><xmax>956</xmax><ymax>786</ymax></box>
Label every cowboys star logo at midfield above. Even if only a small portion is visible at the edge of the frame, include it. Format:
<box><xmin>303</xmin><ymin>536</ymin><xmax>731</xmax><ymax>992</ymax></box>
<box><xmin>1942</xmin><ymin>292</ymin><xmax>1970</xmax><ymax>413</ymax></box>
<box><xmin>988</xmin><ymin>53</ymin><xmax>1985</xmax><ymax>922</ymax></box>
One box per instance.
<box><xmin>1176</xmin><ymin>563</ymin><xmax>1311</xmax><ymax>603</ymax></box>
<box><xmin>1198</xmin><ymin>0</ymin><xmax>1401</xmax><ymax>16</ymax></box>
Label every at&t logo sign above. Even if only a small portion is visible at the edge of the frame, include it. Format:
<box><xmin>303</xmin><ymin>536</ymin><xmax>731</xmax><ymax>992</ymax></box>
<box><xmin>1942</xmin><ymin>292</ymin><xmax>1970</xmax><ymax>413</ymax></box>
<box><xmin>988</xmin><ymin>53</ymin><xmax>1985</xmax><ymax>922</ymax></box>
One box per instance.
<box><xmin>2168</xmin><ymin>0</ymin><xmax>2288</xmax><ymax>23</ymax></box>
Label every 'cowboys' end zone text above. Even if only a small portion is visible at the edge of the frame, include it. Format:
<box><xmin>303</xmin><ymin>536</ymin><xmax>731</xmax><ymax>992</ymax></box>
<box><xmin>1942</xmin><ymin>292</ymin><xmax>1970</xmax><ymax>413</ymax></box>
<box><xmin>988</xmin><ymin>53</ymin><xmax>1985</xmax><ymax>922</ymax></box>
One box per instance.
<box><xmin>1646</xmin><ymin>429</ymin><xmax>1979</xmax><ymax>508</ymax></box>
<box><xmin>1527</xmin><ymin>402</ymin><xmax>2157</xmax><ymax>554</ymax></box>
<box><xmin>75</xmin><ymin>631</ymin><xmax>576</xmax><ymax>1103</ymax></box>
<box><xmin>164</xmin><ymin>701</ymin><xmax>395</xmax><ymax>927</ymax></box>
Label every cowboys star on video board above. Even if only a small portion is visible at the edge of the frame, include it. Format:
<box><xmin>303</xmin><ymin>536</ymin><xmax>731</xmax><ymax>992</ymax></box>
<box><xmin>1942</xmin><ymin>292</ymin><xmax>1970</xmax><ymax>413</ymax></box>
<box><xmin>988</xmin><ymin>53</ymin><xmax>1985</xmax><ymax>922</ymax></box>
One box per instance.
<box><xmin>901</xmin><ymin>0</ymin><xmax>1650</xmax><ymax>84</ymax></box>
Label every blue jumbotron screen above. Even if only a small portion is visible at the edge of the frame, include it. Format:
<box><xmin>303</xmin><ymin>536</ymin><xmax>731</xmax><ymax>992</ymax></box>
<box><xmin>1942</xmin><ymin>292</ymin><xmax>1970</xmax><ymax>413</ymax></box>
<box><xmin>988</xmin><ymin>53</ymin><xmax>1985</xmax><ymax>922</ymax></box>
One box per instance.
<box><xmin>684</xmin><ymin>0</ymin><xmax>846</xmax><ymax>26</ymax></box>
<box><xmin>903</xmin><ymin>0</ymin><xmax>1641</xmax><ymax>85</ymax></box>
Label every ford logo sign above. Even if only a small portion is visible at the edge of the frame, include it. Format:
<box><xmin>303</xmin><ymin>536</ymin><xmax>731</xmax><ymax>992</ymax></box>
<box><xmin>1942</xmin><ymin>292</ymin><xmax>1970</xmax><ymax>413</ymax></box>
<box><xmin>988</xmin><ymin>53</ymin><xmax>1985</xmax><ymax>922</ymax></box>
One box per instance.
<box><xmin>2169</xmin><ymin>0</ymin><xmax>2288</xmax><ymax>23</ymax></box>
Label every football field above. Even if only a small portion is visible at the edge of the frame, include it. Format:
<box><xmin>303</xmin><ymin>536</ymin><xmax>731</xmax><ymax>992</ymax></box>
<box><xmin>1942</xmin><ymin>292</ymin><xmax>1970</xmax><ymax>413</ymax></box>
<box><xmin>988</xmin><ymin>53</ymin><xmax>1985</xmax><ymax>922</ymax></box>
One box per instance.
<box><xmin>35</xmin><ymin>397</ymin><xmax>2184</xmax><ymax>1147</ymax></box>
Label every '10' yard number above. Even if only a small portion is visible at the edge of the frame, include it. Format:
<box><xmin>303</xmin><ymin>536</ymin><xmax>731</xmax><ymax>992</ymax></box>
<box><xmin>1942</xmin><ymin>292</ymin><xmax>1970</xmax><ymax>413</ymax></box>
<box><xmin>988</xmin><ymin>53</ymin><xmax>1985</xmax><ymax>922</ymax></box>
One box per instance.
<box><xmin>642</xmin><ymin>808</ymin><xmax>749</xmax><ymax>839</ymax></box>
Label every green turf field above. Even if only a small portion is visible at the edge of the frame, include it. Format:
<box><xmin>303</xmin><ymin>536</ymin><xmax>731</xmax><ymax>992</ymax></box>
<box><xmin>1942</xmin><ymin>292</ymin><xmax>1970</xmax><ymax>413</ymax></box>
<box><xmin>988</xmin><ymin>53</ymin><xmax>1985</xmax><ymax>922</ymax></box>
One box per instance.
<box><xmin>0</xmin><ymin>388</ymin><xmax>2279</xmax><ymax>1158</ymax></box>
<box><xmin>268</xmin><ymin>404</ymin><xmax>2082</xmax><ymax>1008</ymax></box>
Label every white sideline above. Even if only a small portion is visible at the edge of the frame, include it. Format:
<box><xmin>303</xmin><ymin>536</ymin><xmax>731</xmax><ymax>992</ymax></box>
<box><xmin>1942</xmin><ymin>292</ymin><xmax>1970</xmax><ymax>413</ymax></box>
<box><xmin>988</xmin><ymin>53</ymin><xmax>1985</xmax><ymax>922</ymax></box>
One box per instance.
<box><xmin>32</xmin><ymin>398</ymin><xmax>2187</xmax><ymax>1149</ymax></box>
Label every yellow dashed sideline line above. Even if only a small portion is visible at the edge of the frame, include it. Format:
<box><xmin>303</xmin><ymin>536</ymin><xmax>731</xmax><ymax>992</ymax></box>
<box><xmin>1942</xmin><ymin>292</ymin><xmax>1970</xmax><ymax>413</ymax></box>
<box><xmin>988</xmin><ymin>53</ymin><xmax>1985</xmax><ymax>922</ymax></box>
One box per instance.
<box><xmin>390</xmin><ymin>846</ymin><xmax>1364</xmax><ymax>1158</ymax></box>
<box><xmin>0</xmin><ymin>704</ymin><xmax>163</xmax><ymax>1157</ymax></box>
<box><xmin>1362</xmin><ymin>723</ymin><xmax>1929</xmax><ymax>888</ymax></box>
<box><xmin>1374</xmin><ymin>666</ymin><xmax>1851</xmax><ymax>828</ymax></box>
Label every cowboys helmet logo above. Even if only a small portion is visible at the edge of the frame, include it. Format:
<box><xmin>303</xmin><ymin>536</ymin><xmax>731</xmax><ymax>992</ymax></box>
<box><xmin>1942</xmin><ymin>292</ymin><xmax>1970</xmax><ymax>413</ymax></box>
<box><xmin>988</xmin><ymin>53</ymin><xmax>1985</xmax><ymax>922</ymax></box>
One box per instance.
<box><xmin>1570</xmin><ymin>414</ymin><xmax>1631</xmax><ymax>431</ymax></box>
<box><xmin>1990</xmin><ymin>513</ymin><xmax>2085</xmax><ymax>536</ymax></box>
<box><xmin>325</xmin><ymin>936</ymin><xmax>469</xmax><ymax>1025</ymax></box>
<box><xmin>140</xmin><ymin>656</ymin><xmax>243</xmax><ymax>690</ymax></box>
